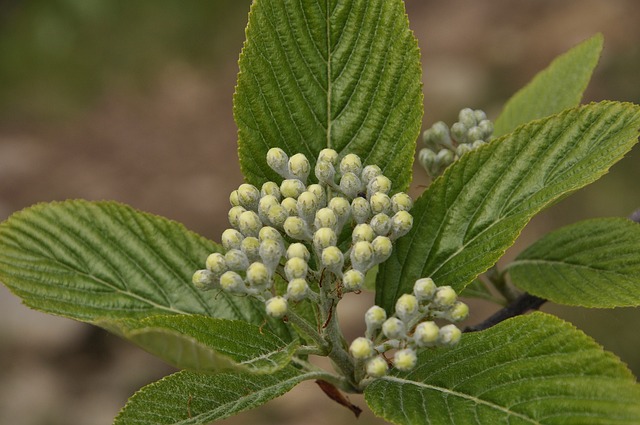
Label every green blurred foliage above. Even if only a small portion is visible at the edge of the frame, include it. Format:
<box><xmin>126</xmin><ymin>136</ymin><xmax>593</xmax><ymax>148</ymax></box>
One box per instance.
<box><xmin>0</xmin><ymin>0</ymin><xmax>250</xmax><ymax>120</ymax></box>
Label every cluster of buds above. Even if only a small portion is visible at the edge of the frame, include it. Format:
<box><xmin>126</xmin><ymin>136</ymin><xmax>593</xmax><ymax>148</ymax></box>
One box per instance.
<box><xmin>192</xmin><ymin>148</ymin><xmax>414</xmax><ymax>319</ymax></box>
<box><xmin>419</xmin><ymin>108</ymin><xmax>494</xmax><ymax>177</ymax></box>
<box><xmin>349</xmin><ymin>277</ymin><xmax>468</xmax><ymax>377</ymax></box>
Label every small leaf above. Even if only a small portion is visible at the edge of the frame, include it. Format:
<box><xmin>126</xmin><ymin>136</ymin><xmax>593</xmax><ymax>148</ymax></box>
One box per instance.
<box><xmin>114</xmin><ymin>367</ymin><xmax>323</xmax><ymax>425</ymax></box>
<box><xmin>106</xmin><ymin>315</ymin><xmax>298</xmax><ymax>374</ymax></box>
<box><xmin>507</xmin><ymin>218</ymin><xmax>640</xmax><ymax>307</ymax></box>
<box><xmin>0</xmin><ymin>200</ymin><xmax>290</xmax><ymax>338</ymax></box>
<box><xmin>377</xmin><ymin>101</ymin><xmax>640</xmax><ymax>311</ymax></box>
<box><xmin>234</xmin><ymin>0</ymin><xmax>422</xmax><ymax>191</ymax></box>
<box><xmin>494</xmin><ymin>33</ymin><xmax>603</xmax><ymax>137</ymax></box>
<box><xmin>365</xmin><ymin>312</ymin><xmax>640</xmax><ymax>425</ymax></box>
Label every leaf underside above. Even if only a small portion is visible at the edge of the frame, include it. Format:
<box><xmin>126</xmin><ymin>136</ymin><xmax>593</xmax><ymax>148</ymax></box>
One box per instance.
<box><xmin>377</xmin><ymin>101</ymin><xmax>640</xmax><ymax>311</ymax></box>
<box><xmin>508</xmin><ymin>217</ymin><xmax>640</xmax><ymax>307</ymax></box>
<box><xmin>234</xmin><ymin>0</ymin><xmax>423</xmax><ymax>192</ymax></box>
<box><xmin>365</xmin><ymin>312</ymin><xmax>640</xmax><ymax>425</ymax></box>
<box><xmin>493</xmin><ymin>33</ymin><xmax>603</xmax><ymax>137</ymax></box>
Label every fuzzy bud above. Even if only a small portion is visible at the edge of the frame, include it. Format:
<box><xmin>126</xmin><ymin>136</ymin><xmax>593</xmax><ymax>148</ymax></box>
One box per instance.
<box><xmin>434</xmin><ymin>285</ymin><xmax>457</xmax><ymax>308</ymax></box>
<box><xmin>413</xmin><ymin>277</ymin><xmax>436</xmax><ymax>301</ymax></box>
<box><xmin>286</xmin><ymin>278</ymin><xmax>309</xmax><ymax>301</ymax></box>
<box><xmin>456</xmin><ymin>143</ymin><xmax>473</xmax><ymax>157</ymax></box>
<box><xmin>280</xmin><ymin>197</ymin><xmax>298</xmax><ymax>216</ymax></box>
<box><xmin>192</xmin><ymin>269</ymin><xmax>218</xmax><ymax>291</ymax></box>
<box><xmin>284</xmin><ymin>216</ymin><xmax>312</xmax><ymax>240</ymax></box>
<box><xmin>285</xmin><ymin>257</ymin><xmax>308</xmax><ymax>280</ymax></box>
<box><xmin>240</xmin><ymin>237</ymin><xmax>261</xmax><ymax>263</ymax></box>
<box><xmin>261</xmin><ymin>181</ymin><xmax>281</xmax><ymax>199</ymax></box>
<box><xmin>321</xmin><ymin>246</ymin><xmax>344</xmax><ymax>273</ymax></box>
<box><xmin>360</xmin><ymin>165</ymin><xmax>382</xmax><ymax>185</ymax></box>
<box><xmin>286</xmin><ymin>243</ymin><xmax>310</xmax><ymax>261</ymax></box>
<box><xmin>366</xmin><ymin>356</ymin><xmax>388</xmax><ymax>378</ymax></box>
<box><xmin>467</xmin><ymin>125</ymin><xmax>484</xmax><ymax>143</ymax></box>
<box><xmin>436</xmin><ymin>149</ymin><xmax>455</xmax><ymax>168</ymax></box>
<box><xmin>259</xmin><ymin>239</ymin><xmax>284</xmax><ymax>272</ymax></box>
<box><xmin>395</xmin><ymin>294</ymin><xmax>419</xmax><ymax>322</ymax></box>
<box><xmin>391</xmin><ymin>192</ymin><xmax>413</xmax><ymax>213</ymax></box>
<box><xmin>371</xmin><ymin>236</ymin><xmax>393</xmax><ymax>264</ymax></box>
<box><xmin>238</xmin><ymin>210</ymin><xmax>262</xmax><ymax>238</ymax></box>
<box><xmin>258</xmin><ymin>195</ymin><xmax>280</xmax><ymax>218</ymax></box>
<box><xmin>391</xmin><ymin>210</ymin><xmax>413</xmax><ymax>239</ymax></box>
<box><xmin>367</xmin><ymin>175</ymin><xmax>392</xmax><ymax>195</ymax></box>
<box><xmin>288</xmin><ymin>153</ymin><xmax>311</xmax><ymax>182</ymax></box>
<box><xmin>237</xmin><ymin>184</ymin><xmax>260</xmax><ymax>211</ymax></box>
<box><xmin>342</xmin><ymin>269</ymin><xmax>365</xmax><ymax>291</ymax></box>
<box><xmin>313</xmin><ymin>227</ymin><xmax>337</xmax><ymax>252</ymax></box>
<box><xmin>349</xmin><ymin>337</ymin><xmax>374</xmax><ymax>360</ymax></box>
<box><xmin>447</xmin><ymin>301</ymin><xmax>469</xmax><ymax>322</ymax></box>
<box><xmin>306</xmin><ymin>184</ymin><xmax>326</xmax><ymax>208</ymax></box>
<box><xmin>264</xmin><ymin>204</ymin><xmax>288</xmax><ymax>228</ymax></box>
<box><xmin>352</xmin><ymin>223</ymin><xmax>375</xmax><ymax>243</ymax></box>
<box><xmin>438</xmin><ymin>324</ymin><xmax>462</xmax><ymax>346</ymax></box>
<box><xmin>228</xmin><ymin>205</ymin><xmax>247</xmax><ymax>229</ymax></box>
<box><xmin>478</xmin><ymin>119</ymin><xmax>493</xmax><ymax>138</ymax></box>
<box><xmin>351</xmin><ymin>197</ymin><xmax>371</xmax><ymax>224</ymax></box>
<box><xmin>350</xmin><ymin>241</ymin><xmax>374</xmax><ymax>272</ymax></box>
<box><xmin>370</xmin><ymin>213</ymin><xmax>392</xmax><ymax>236</ymax></box>
<box><xmin>318</xmin><ymin>148</ymin><xmax>338</xmax><ymax>164</ymax></box>
<box><xmin>394</xmin><ymin>348</ymin><xmax>417</xmax><ymax>371</ymax></box>
<box><xmin>224</xmin><ymin>249</ymin><xmax>250</xmax><ymax>271</ymax></box>
<box><xmin>205</xmin><ymin>253</ymin><xmax>227</xmax><ymax>276</ymax></box>
<box><xmin>246</xmin><ymin>262</ymin><xmax>271</xmax><ymax>288</ymax></box>
<box><xmin>418</xmin><ymin>148</ymin><xmax>437</xmax><ymax>174</ymax></box>
<box><xmin>297</xmin><ymin>191</ymin><xmax>319</xmax><ymax>222</ymax></box>
<box><xmin>365</xmin><ymin>306</ymin><xmax>387</xmax><ymax>330</ymax></box>
<box><xmin>451</xmin><ymin>122</ymin><xmax>468</xmax><ymax>144</ymax></box>
<box><xmin>266</xmin><ymin>148</ymin><xmax>289</xmax><ymax>177</ymax></box>
<box><xmin>280</xmin><ymin>179</ymin><xmax>305</xmax><ymax>199</ymax></box>
<box><xmin>314</xmin><ymin>208</ymin><xmax>338</xmax><ymax>231</ymax></box>
<box><xmin>328</xmin><ymin>196</ymin><xmax>351</xmax><ymax>227</ymax></box>
<box><xmin>314</xmin><ymin>160</ymin><xmax>335</xmax><ymax>183</ymax></box>
<box><xmin>221</xmin><ymin>228</ymin><xmax>244</xmax><ymax>251</ymax></box>
<box><xmin>340</xmin><ymin>153</ymin><xmax>363</xmax><ymax>175</ymax></box>
<box><xmin>219</xmin><ymin>271</ymin><xmax>246</xmax><ymax>294</ymax></box>
<box><xmin>458</xmin><ymin>108</ymin><xmax>477</xmax><ymax>128</ymax></box>
<box><xmin>414</xmin><ymin>321</ymin><xmax>439</xmax><ymax>347</ymax></box>
<box><xmin>229</xmin><ymin>190</ymin><xmax>240</xmax><ymax>207</ymax></box>
<box><xmin>370</xmin><ymin>192</ymin><xmax>392</xmax><ymax>215</ymax></box>
<box><xmin>265</xmin><ymin>296</ymin><xmax>288</xmax><ymax>318</ymax></box>
<box><xmin>382</xmin><ymin>317</ymin><xmax>405</xmax><ymax>339</ymax></box>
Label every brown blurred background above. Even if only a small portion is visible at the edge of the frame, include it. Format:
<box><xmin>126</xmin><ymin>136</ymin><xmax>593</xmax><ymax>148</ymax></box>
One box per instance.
<box><xmin>0</xmin><ymin>1</ymin><xmax>639</xmax><ymax>424</ymax></box>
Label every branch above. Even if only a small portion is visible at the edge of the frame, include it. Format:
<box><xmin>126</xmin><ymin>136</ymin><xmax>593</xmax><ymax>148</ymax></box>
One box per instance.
<box><xmin>464</xmin><ymin>293</ymin><xmax>547</xmax><ymax>332</ymax></box>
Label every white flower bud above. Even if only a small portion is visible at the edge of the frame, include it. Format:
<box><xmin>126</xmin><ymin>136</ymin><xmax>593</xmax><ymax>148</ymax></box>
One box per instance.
<box><xmin>382</xmin><ymin>317</ymin><xmax>405</xmax><ymax>339</ymax></box>
<box><xmin>286</xmin><ymin>243</ymin><xmax>310</xmax><ymax>261</ymax></box>
<box><xmin>434</xmin><ymin>285</ymin><xmax>457</xmax><ymax>308</ymax></box>
<box><xmin>447</xmin><ymin>301</ymin><xmax>469</xmax><ymax>322</ymax></box>
<box><xmin>370</xmin><ymin>213</ymin><xmax>392</xmax><ymax>236</ymax></box>
<box><xmin>306</xmin><ymin>184</ymin><xmax>326</xmax><ymax>207</ymax></box>
<box><xmin>258</xmin><ymin>226</ymin><xmax>283</xmax><ymax>244</ymax></box>
<box><xmin>418</xmin><ymin>148</ymin><xmax>437</xmax><ymax>173</ymax></box>
<box><xmin>343</xmin><ymin>269</ymin><xmax>365</xmax><ymax>291</ymax></box>
<box><xmin>366</xmin><ymin>356</ymin><xmax>389</xmax><ymax>378</ymax></box>
<box><xmin>352</xmin><ymin>223</ymin><xmax>375</xmax><ymax>243</ymax></box>
<box><xmin>265</xmin><ymin>296</ymin><xmax>288</xmax><ymax>318</ymax></box>
<box><xmin>367</xmin><ymin>175</ymin><xmax>392</xmax><ymax>195</ymax></box>
<box><xmin>313</xmin><ymin>227</ymin><xmax>337</xmax><ymax>252</ymax></box>
<box><xmin>288</xmin><ymin>153</ymin><xmax>311</xmax><ymax>182</ymax></box>
<box><xmin>436</xmin><ymin>149</ymin><xmax>455</xmax><ymax>168</ymax></box>
<box><xmin>349</xmin><ymin>337</ymin><xmax>374</xmax><ymax>360</ymax></box>
<box><xmin>228</xmin><ymin>206</ymin><xmax>247</xmax><ymax>229</ymax></box>
<box><xmin>280</xmin><ymin>179</ymin><xmax>305</xmax><ymax>199</ymax></box>
<box><xmin>438</xmin><ymin>324</ymin><xmax>462</xmax><ymax>346</ymax></box>
<box><xmin>284</xmin><ymin>216</ymin><xmax>312</xmax><ymax>240</ymax></box>
<box><xmin>259</xmin><ymin>239</ymin><xmax>284</xmax><ymax>271</ymax></box>
<box><xmin>474</xmin><ymin>109</ymin><xmax>487</xmax><ymax>123</ymax></box>
<box><xmin>321</xmin><ymin>246</ymin><xmax>344</xmax><ymax>272</ymax></box>
<box><xmin>451</xmin><ymin>122</ymin><xmax>468</xmax><ymax>144</ymax></box>
<box><xmin>391</xmin><ymin>210</ymin><xmax>413</xmax><ymax>239</ymax></box>
<box><xmin>361</xmin><ymin>164</ymin><xmax>382</xmax><ymax>185</ymax></box>
<box><xmin>221</xmin><ymin>228</ymin><xmax>244</xmax><ymax>251</ymax></box>
<box><xmin>219</xmin><ymin>271</ymin><xmax>246</xmax><ymax>293</ymax></box>
<box><xmin>467</xmin><ymin>125</ymin><xmax>484</xmax><ymax>143</ymax></box>
<box><xmin>414</xmin><ymin>321</ymin><xmax>439</xmax><ymax>347</ymax></box>
<box><xmin>225</xmin><ymin>249</ymin><xmax>250</xmax><ymax>271</ymax></box>
<box><xmin>370</xmin><ymin>192</ymin><xmax>392</xmax><ymax>215</ymax></box>
<box><xmin>350</xmin><ymin>241</ymin><xmax>374</xmax><ymax>272</ymax></box>
<box><xmin>391</xmin><ymin>192</ymin><xmax>413</xmax><ymax>212</ymax></box>
<box><xmin>261</xmin><ymin>181</ymin><xmax>281</xmax><ymax>199</ymax></box>
<box><xmin>328</xmin><ymin>196</ymin><xmax>351</xmax><ymax>227</ymax></box>
<box><xmin>365</xmin><ymin>306</ymin><xmax>387</xmax><ymax>330</ymax></box>
<box><xmin>205</xmin><ymin>253</ymin><xmax>227</xmax><ymax>276</ymax></box>
<box><xmin>242</xmin><ymin>236</ymin><xmax>262</xmax><ymax>262</ymax></box>
<box><xmin>395</xmin><ymin>294</ymin><xmax>419</xmax><ymax>322</ymax></box>
<box><xmin>371</xmin><ymin>236</ymin><xmax>393</xmax><ymax>264</ymax></box>
<box><xmin>478</xmin><ymin>119</ymin><xmax>493</xmax><ymax>138</ymax></box>
<box><xmin>458</xmin><ymin>107</ymin><xmax>477</xmax><ymax>128</ymax></box>
<box><xmin>393</xmin><ymin>348</ymin><xmax>417</xmax><ymax>371</ymax></box>
<box><xmin>472</xmin><ymin>140</ymin><xmax>487</xmax><ymax>150</ymax></box>
<box><xmin>237</xmin><ymin>184</ymin><xmax>260</xmax><ymax>211</ymax></box>
<box><xmin>339</xmin><ymin>172</ymin><xmax>362</xmax><ymax>198</ymax></box>
<box><xmin>314</xmin><ymin>207</ymin><xmax>337</xmax><ymax>231</ymax></box>
<box><xmin>285</xmin><ymin>257</ymin><xmax>308</xmax><ymax>280</ymax></box>
<box><xmin>351</xmin><ymin>197</ymin><xmax>371</xmax><ymax>224</ymax></box>
<box><xmin>318</xmin><ymin>148</ymin><xmax>338</xmax><ymax>164</ymax></box>
<box><xmin>258</xmin><ymin>195</ymin><xmax>280</xmax><ymax>218</ymax></box>
<box><xmin>246</xmin><ymin>262</ymin><xmax>271</xmax><ymax>288</ymax></box>
<box><xmin>237</xmin><ymin>210</ymin><xmax>262</xmax><ymax>237</ymax></box>
<box><xmin>340</xmin><ymin>153</ymin><xmax>363</xmax><ymax>175</ymax></box>
<box><xmin>413</xmin><ymin>277</ymin><xmax>436</xmax><ymax>301</ymax></box>
<box><xmin>229</xmin><ymin>190</ymin><xmax>240</xmax><ymax>207</ymax></box>
<box><xmin>192</xmin><ymin>269</ymin><xmax>218</xmax><ymax>291</ymax></box>
<box><xmin>286</xmin><ymin>278</ymin><xmax>309</xmax><ymax>301</ymax></box>
<box><xmin>314</xmin><ymin>160</ymin><xmax>335</xmax><ymax>183</ymax></box>
<box><xmin>297</xmin><ymin>191</ymin><xmax>319</xmax><ymax>222</ymax></box>
<box><xmin>264</xmin><ymin>204</ymin><xmax>288</xmax><ymax>228</ymax></box>
<box><xmin>280</xmin><ymin>197</ymin><xmax>298</xmax><ymax>216</ymax></box>
<box><xmin>429</xmin><ymin>121</ymin><xmax>454</xmax><ymax>149</ymax></box>
<box><xmin>266</xmin><ymin>147</ymin><xmax>289</xmax><ymax>177</ymax></box>
<box><xmin>456</xmin><ymin>143</ymin><xmax>473</xmax><ymax>157</ymax></box>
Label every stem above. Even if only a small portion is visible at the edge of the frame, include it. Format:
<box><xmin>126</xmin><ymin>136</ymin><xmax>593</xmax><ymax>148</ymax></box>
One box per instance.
<box><xmin>464</xmin><ymin>292</ymin><xmax>547</xmax><ymax>332</ymax></box>
<box><xmin>323</xmin><ymin>298</ymin><xmax>357</xmax><ymax>386</ymax></box>
<box><xmin>487</xmin><ymin>265</ymin><xmax>520</xmax><ymax>302</ymax></box>
<box><xmin>287</xmin><ymin>309</ymin><xmax>329</xmax><ymax>353</ymax></box>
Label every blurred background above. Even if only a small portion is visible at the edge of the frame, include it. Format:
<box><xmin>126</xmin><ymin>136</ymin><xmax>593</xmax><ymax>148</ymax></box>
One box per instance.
<box><xmin>0</xmin><ymin>1</ymin><xmax>639</xmax><ymax>424</ymax></box>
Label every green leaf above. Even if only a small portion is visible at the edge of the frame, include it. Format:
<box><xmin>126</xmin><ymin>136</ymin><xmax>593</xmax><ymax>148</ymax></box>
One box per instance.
<box><xmin>234</xmin><ymin>0</ymin><xmax>422</xmax><ymax>191</ymax></box>
<box><xmin>365</xmin><ymin>312</ymin><xmax>640</xmax><ymax>425</ymax></box>
<box><xmin>460</xmin><ymin>278</ymin><xmax>504</xmax><ymax>305</ymax></box>
<box><xmin>377</xmin><ymin>101</ymin><xmax>640</xmax><ymax>311</ymax></box>
<box><xmin>494</xmin><ymin>33</ymin><xmax>603</xmax><ymax>137</ymax></box>
<box><xmin>106</xmin><ymin>315</ymin><xmax>298</xmax><ymax>374</ymax></box>
<box><xmin>115</xmin><ymin>367</ymin><xmax>323</xmax><ymax>425</ymax></box>
<box><xmin>0</xmin><ymin>200</ymin><xmax>289</xmax><ymax>338</ymax></box>
<box><xmin>507</xmin><ymin>218</ymin><xmax>640</xmax><ymax>307</ymax></box>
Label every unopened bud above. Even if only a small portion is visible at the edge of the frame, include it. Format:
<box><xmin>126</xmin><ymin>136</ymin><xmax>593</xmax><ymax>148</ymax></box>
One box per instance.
<box><xmin>219</xmin><ymin>271</ymin><xmax>246</xmax><ymax>294</ymax></box>
<box><xmin>307</xmin><ymin>184</ymin><xmax>326</xmax><ymax>207</ymax></box>
<box><xmin>221</xmin><ymin>228</ymin><xmax>244</xmax><ymax>251</ymax></box>
<box><xmin>284</xmin><ymin>216</ymin><xmax>312</xmax><ymax>240</ymax></box>
<box><xmin>328</xmin><ymin>196</ymin><xmax>351</xmax><ymax>226</ymax></box>
<box><xmin>265</xmin><ymin>296</ymin><xmax>288</xmax><ymax>318</ymax></box>
<box><xmin>351</xmin><ymin>197</ymin><xmax>371</xmax><ymax>224</ymax></box>
<box><xmin>280</xmin><ymin>179</ymin><xmax>305</xmax><ymax>199</ymax></box>
<box><xmin>434</xmin><ymin>285</ymin><xmax>457</xmax><ymax>308</ymax></box>
<box><xmin>285</xmin><ymin>257</ymin><xmax>308</xmax><ymax>280</ymax></box>
<box><xmin>259</xmin><ymin>239</ymin><xmax>284</xmax><ymax>271</ymax></box>
<box><xmin>366</xmin><ymin>356</ymin><xmax>388</xmax><ymax>378</ymax></box>
<box><xmin>286</xmin><ymin>278</ymin><xmax>309</xmax><ymax>301</ymax></box>
<box><xmin>372</xmin><ymin>236</ymin><xmax>393</xmax><ymax>263</ymax></box>
<box><xmin>447</xmin><ymin>301</ymin><xmax>469</xmax><ymax>322</ymax></box>
<box><xmin>414</xmin><ymin>321</ymin><xmax>439</xmax><ymax>347</ymax></box>
<box><xmin>370</xmin><ymin>213</ymin><xmax>392</xmax><ymax>236</ymax></box>
<box><xmin>343</xmin><ymin>269</ymin><xmax>365</xmax><ymax>291</ymax></box>
<box><xmin>391</xmin><ymin>210</ymin><xmax>413</xmax><ymax>239</ymax></box>
<box><xmin>395</xmin><ymin>294</ymin><xmax>419</xmax><ymax>322</ymax></box>
<box><xmin>350</xmin><ymin>241</ymin><xmax>374</xmax><ymax>272</ymax></box>
<box><xmin>237</xmin><ymin>184</ymin><xmax>260</xmax><ymax>211</ymax></box>
<box><xmin>361</xmin><ymin>164</ymin><xmax>382</xmax><ymax>185</ymax></box>
<box><xmin>265</xmin><ymin>204</ymin><xmax>288</xmax><ymax>228</ymax></box>
<box><xmin>205</xmin><ymin>253</ymin><xmax>227</xmax><ymax>276</ymax></box>
<box><xmin>224</xmin><ymin>249</ymin><xmax>250</xmax><ymax>271</ymax></box>
<box><xmin>288</xmin><ymin>153</ymin><xmax>311</xmax><ymax>182</ymax></box>
<box><xmin>370</xmin><ymin>192</ymin><xmax>392</xmax><ymax>215</ymax></box>
<box><xmin>192</xmin><ymin>269</ymin><xmax>218</xmax><ymax>291</ymax></box>
<box><xmin>367</xmin><ymin>175</ymin><xmax>391</xmax><ymax>195</ymax></box>
<box><xmin>413</xmin><ymin>278</ymin><xmax>436</xmax><ymax>301</ymax></box>
<box><xmin>314</xmin><ymin>208</ymin><xmax>337</xmax><ymax>231</ymax></box>
<box><xmin>352</xmin><ymin>223</ymin><xmax>375</xmax><ymax>243</ymax></box>
<box><xmin>266</xmin><ymin>148</ymin><xmax>289</xmax><ymax>177</ymax></box>
<box><xmin>391</xmin><ymin>192</ymin><xmax>413</xmax><ymax>213</ymax></box>
<box><xmin>280</xmin><ymin>197</ymin><xmax>298</xmax><ymax>216</ymax></box>
<box><xmin>438</xmin><ymin>324</ymin><xmax>462</xmax><ymax>346</ymax></box>
<box><xmin>229</xmin><ymin>190</ymin><xmax>240</xmax><ymax>207</ymax></box>
<box><xmin>238</xmin><ymin>210</ymin><xmax>262</xmax><ymax>238</ymax></box>
<box><xmin>297</xmin><ymin>191</ymin><xmax>319</xmax><ymax>222</ymax></box>
<box><xmin>349</xmin><ymin>337</ymin><xmax>374</xmax><ymax>360</ymax></box>
<box><xmin>340</xmin><ymin>153</ymin><xmax>363</xmax><ymax>175</ymax></box>
<box><xmin>393</xmin><ymin>348</ymin><xmax>417</xmax><ymax>371</ymax></box>
<box><xmin>365</xmin><ymin>306</ymin><xmax>387</xmax><ymax>330</ymax></box>
<box><xmin>246</xmin><ymin>262</ymin><xmax>271</xmax><ymax>288</ymax></box>
<box><xmin>258</xmin><ymin>195</ymin><xmax>280</xmax><ymax>218</ymax></box>
<box><xmin>313</xmin><ymin>227</ymin><xmax>337</xmax><ymax>252</ymax></box>
<box><xmin>315</xmin><ymin>160</ymin><xmax>335</xmax><ymax>183</ymax></box>
<box><xmin>228</xmin><ymin>205</ymin><xmax>247</xmax><ymax>229</ymax></box>
<box><xmin>382</xmin><ymin>317</ymin><xmax>405</xmax><ymax>339</ymax></box>
<box><xmin>321</xmin><ymin>246</ymin><xmax>344</xmax><ymax>272</ymax></box>
<box><xmin>458</xmin><ymin>107</ymin><xmax>477</xmax><ymax>128</ymax></box>
<box><xmin>318</xmin><ymin>148</ymin><xmax>338</xmax><ymax>164</ymax></box>
<box><xmin>286</xmin><ymin>243</ymin><xmax>310</xmax><ymax>261</ymax></box>
<box><xmin>261</xmin><ymin>181</ymin><xmax>281</xmax><ymax>199</ymax></box>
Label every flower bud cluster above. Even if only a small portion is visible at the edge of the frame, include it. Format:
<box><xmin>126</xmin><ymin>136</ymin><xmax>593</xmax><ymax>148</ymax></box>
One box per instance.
<box><xmin>419</xmin><ymin>108</ymin><xmax>494</xmax><ymax>177</ymax></box>
<box><xmin>192</xmin><ymin>148</ymin><xmax>414</xmax><ymax>319</ymax></box>
<box><xmin>349</xmin><ymin>277</ymin><xmax>468</xmax><ymax>377</ymax></box>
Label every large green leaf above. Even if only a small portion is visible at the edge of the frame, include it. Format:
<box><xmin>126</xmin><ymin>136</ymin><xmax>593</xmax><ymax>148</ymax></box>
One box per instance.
<box><xmin>377</xmin><ymin>101</ymin><xmax>640</xmax><ymax>311</ymax></box>
<box><xmin>114</xmin><ymin>367</ymin><xmax>323</xmax><ymax>425</ymax></box>
<box><xmin>234</xmin><ymin>0</ymin><xmax>422</xmax><ymax>191</ymax></box>
<box><xmin>507</xmin><ymin>218</ymin><xmax>640</xmax><ymax>307</ymax></box>
<box><xmin>0</xmin><ymin>200</ymin><xmax>289</xmax><ymax>338</ymax></box>
<box><xmin>106</xmin><ymin>315</ymin><xmax>298</xmax><ymax>374</ymax></box>
<box><xmin>365</xmin><ymin>312</ymin><xmax>640</xmax><ymax>425</ymax></box>
<box><xmin>494</xmin><ymin>33</ymin><xmax>603</xmax><ymax>137</ymax></box>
